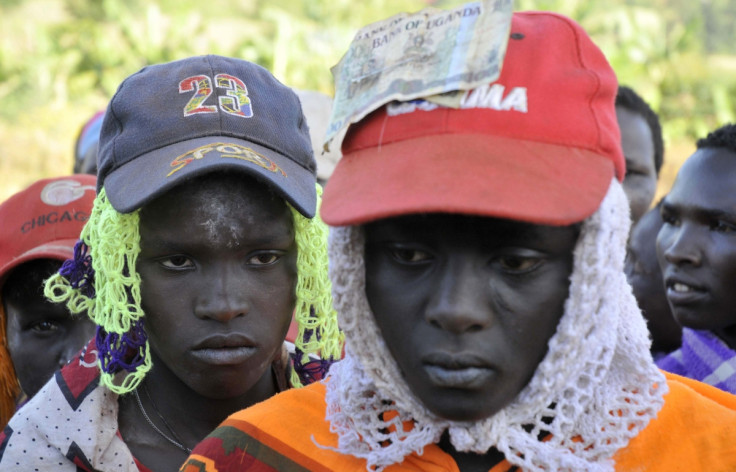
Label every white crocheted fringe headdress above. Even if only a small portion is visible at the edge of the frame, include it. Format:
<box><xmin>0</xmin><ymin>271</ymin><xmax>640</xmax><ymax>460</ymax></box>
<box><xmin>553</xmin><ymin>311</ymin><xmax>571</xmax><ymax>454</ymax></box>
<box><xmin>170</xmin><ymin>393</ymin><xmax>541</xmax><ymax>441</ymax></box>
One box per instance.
<box><xmin>324</xmin><ymin>179</ymin><xmax>667</xmax><ymax>472</ymax></box>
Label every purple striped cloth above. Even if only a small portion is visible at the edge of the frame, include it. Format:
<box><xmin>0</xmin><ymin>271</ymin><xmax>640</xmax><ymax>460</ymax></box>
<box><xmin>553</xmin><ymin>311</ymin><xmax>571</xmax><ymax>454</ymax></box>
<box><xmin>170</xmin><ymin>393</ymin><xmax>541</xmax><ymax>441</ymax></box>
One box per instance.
<box><xmin>657</xmin><ymin>328</ymin><xmax>736</xmax><ymax>394</ymax></box>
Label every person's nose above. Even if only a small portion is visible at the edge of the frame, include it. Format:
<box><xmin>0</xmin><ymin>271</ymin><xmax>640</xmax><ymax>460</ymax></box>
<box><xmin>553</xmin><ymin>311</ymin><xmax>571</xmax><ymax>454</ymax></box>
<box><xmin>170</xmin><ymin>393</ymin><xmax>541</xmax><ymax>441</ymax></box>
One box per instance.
<box><xmin>661</xmin><ymin>222</ymin><xmax>702</xmax><ymax>268</ymax></box>
<box><xmin>424</xmin><ymin>256</ymin><xmax>491</xmax><ymax>334</ymax></box>
<box><xmin>194</xmin><ymin>263</ymin><xmax>250</xmax><ymax>322</ymax></box>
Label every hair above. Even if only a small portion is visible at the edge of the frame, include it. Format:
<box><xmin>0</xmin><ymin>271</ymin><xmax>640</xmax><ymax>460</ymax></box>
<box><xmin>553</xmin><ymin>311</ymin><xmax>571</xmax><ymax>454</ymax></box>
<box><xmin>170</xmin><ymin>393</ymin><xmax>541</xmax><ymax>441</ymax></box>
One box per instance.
<box><xmin>696</xmin><ymin>123</ymin><xmax>736</xmax><ymax>154</ymax></box>
<box><xmin>0</xmin><ymin>303</ymin><xmax>18</xmax><ymax>427</ymax></box>
<box><xmin>45</xmin><ymin>184</ymin><xmax>343</xmax><ymax>394</ymax></box>
<box><xmin>616</xmin><ymin>85</ymin><xmax>664</xmax><ymax>174</ymax></box>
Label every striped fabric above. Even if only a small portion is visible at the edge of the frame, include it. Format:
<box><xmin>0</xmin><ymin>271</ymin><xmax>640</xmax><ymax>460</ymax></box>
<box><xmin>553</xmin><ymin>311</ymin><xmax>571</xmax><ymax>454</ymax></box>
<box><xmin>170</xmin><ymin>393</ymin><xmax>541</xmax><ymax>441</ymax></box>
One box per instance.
<box><xmin>657</xmin><ymin>328</ymin><xmax>736</xmax><ymax>394</ymax></box>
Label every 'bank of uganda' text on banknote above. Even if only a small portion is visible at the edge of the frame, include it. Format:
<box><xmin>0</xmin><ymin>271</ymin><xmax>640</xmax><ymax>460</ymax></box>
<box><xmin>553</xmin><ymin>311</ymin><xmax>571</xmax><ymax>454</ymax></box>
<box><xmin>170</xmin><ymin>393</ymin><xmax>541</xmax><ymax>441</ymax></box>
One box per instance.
<box><xmin>325</xmin><ymin>0</ymin><xmax>513</xmax><ymax>150</ymax></box>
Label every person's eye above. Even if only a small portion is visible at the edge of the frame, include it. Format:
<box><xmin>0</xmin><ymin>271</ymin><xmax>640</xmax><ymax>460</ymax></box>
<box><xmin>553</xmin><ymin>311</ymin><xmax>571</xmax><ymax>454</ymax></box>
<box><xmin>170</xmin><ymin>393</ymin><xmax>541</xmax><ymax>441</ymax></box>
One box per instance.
<box><xmin>660</xmin><ymin>210</ymin><xmax>678</xmax><ymax>226</ymax></box>
<box><xmin>389</xmin><ymin>247</ymin><xmax>432</xmax><ymax>264</ymax></box>
<box><xmin>247</xmin><ymin>252</ymin><xmax>282</xmax><ymax>266</ymax></box>
<box><xmin>159</xmin><ymin>255</ymin><xmax>194</xmax><ymax>270</ymax></box>
<box><xmin>30</xmin><ymin>321</ymin><xmax>60</xmax><ymax>333</ymax></box>
<box><xmin>496</xmin><ymin>255</ymin><xmax>542</xmax><ymax>273</ymax></box>
<box><xmin>712</xmin><ymin>220</ymin><xmax>736</xmax><ymax>233</ymax></box>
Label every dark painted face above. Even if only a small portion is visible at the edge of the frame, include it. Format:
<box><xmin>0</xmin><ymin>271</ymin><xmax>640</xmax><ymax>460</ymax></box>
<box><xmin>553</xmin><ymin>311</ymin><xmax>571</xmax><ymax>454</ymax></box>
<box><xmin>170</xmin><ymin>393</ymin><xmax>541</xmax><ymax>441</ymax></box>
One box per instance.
<box><xmin>617</xmin><ymin>106</ymin><xmax>658</xmax><ymax>226</ymax></box>
<box><xmin>657</xmin><ymin>147</ymin><xmax>736</xmax><ymax>348</ymax></box>
<box><xmin>4</xmin><ymin>262</ymin><xmax>96</xmax><ymax>398</ymax></box>
<box><xmin>137</xmin><ymin>174</ymin><xmax>297</xmax><ymax>399</ymax></box>
<box><xmin>364</xmin><ymin>214</ymin><xmax>579</xmax><ymax>422</ymax></box>
<box><xmin>625</xmin><ymin>205</ymin><xmax>681</xmax><ymax>353</ymax></box>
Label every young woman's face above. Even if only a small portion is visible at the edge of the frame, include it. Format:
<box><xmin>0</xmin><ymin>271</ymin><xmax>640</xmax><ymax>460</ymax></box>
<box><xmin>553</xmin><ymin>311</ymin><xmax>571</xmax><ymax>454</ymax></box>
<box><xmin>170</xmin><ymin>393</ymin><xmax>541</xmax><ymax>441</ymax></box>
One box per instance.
<box><xmin>4</xmin><ymin>263</ymin><xmax>96</xmax><ymax>398</ymax></box>
<box><xmin>137</xmin><ymin>174</ymin><xmax>297</xmax><ymax>399</ymax></box>
<box><xmin>657</xmin><ymin>147</ymin><xmax>736</xmax><ymax>347</ymax></box>
<box><xmin>617</xmin><ymin>106</ymin><xmax>658</xmax><ymax>226</ymax></box>
<box><xmin>625</xmin><ymin>206</ymin><xmax>681</xmax><ymax>354</ymax></box>
<box><xmin>364</xmin><ymin>214</ymin><xmax>579</xmax><ymax>422</ymax></box>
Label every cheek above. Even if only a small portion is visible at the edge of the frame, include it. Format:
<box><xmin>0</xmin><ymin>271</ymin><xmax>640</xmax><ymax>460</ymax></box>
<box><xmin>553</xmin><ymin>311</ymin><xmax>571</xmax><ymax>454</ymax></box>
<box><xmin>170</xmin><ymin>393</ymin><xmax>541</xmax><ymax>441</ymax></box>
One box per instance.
<box><xmin>365</xmin><ymin>277</ymin><xmax>422</xmax><ymax>363</ymax></box>
<box><xmin>623</xmin><ymin>178</ymin><xmax>656</xmax><ymax>207</ymax></box>
<box><xmin>139</xmin><ymin>283</ymin><xmax>190</xmax><ymax>351</ymax></box>
<box><xmin>364</xmin><ymin>254</ymin><xmax>421</xmax><ymax>312</ymax></box>
<box><xmin>499</xmin><ymin>269</ymin><xmax>571</xmax><ymax>340</ymax></box>
<box><xmin>5</xmin><ymin>316</ymin><xmax>23</xmax><ymax>356</ymax></box>
<box><xmin>711</xmin><ymin>243</ymin><xmax>736</xmax><ymax>284</ymax></box>
<box><xmin>655</xmin><ymin>230</ymin><xmax>671</xmax><ymax>265</ymax></box>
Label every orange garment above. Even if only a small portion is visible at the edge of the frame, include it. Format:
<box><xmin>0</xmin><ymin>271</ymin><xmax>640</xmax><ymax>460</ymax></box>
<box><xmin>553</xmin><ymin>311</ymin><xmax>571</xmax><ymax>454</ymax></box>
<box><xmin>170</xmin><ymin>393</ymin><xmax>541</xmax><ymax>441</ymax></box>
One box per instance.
<box><xmin>181</xmin><ymin>371</ymin><xmax>736</xmax><ymax>472</ymax></box>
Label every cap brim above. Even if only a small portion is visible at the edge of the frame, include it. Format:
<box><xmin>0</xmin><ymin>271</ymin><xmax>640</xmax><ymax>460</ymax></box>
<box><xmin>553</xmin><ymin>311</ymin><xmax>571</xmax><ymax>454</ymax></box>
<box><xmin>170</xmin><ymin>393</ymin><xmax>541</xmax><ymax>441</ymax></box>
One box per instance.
<box><xmin>322</xmin><ymin>134</ymin><xmax>615</xmax><ymax>226</ymax></box>
<box><xmin>104</xmin><ymin>136</ymin><xmax>317</xmax><ymax>217</ymax></box>
<box><xmin>0</xmin><ymin>239</ymin><xmax>77</xmax><ymax>284</ymax></box>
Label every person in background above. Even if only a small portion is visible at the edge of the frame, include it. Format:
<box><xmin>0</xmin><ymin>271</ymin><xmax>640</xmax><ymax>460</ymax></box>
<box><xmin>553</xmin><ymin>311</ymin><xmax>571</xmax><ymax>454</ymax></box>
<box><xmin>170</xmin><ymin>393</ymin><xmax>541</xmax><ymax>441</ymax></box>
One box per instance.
<box><xmin>616</xmin><ymin>85</ymin><xmax>664</xmax><ymax>227</ymax></box>
<box><xmin>181</xmin><ymin>12</ymin><xmax>736</xmax><ymax>472</ymax></box>
<box><xmin>73</xmin><ymin>110</ymin><xmax>105</xmax><ymax>175</ymax></box>
<box><xmin>0</xmin><ymin>175</ymin><xmax>97</xmax><ymax>427</ymax></box>
<box><xmin>0</xmin><ymin>55</ymin><xmax>342</xmax><ymax>471</ymax></box>
<box><xmin>294</xmin><ymin>89</ymin><xmax>344</xmax><ymax>186</ymax></box>
<box><xmin>656</xmin><ymin>123</ymin><xmax>736</xmax><ymax>394</ymax></box>
<box><xmin>625</xmin><ymin>199</ymin><xmax>682</xmax><ymax>358</ymax></box>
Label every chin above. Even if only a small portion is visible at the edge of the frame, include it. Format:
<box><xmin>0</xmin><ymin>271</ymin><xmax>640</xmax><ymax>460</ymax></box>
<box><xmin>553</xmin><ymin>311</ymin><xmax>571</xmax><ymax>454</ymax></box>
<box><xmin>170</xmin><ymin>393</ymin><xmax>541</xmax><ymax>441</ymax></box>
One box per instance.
<box><xmin>425</xmin><ymin>396</ymin><xmax>502</xmax><ymax>423</ymax></box>
<box><xmin>672</xmin><ymin>308</ymin><xmax>712</xmax><ymax>331</ymax></box>
<box><xmin>189</xmin><ymin>374</ymin><xmax>260</xmax><ymax>400</ymax></box>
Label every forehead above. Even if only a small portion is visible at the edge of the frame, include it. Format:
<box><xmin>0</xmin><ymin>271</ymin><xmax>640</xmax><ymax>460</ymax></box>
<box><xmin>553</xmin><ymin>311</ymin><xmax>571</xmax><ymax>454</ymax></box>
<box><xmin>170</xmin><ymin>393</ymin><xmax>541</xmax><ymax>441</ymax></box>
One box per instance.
<box><xmin>139</xmin><ymin>173</ymin><xmax>292</xmax><ymax>243</ymax></box>
<box><xmin>616</xmin><ymin>107</ymin><xmax>654</xmax><ymax>164</ymax></box>
<box><xmin>666</xmin><ymin>147</ymin><xmax>736</xmax><ymax>211</ymax></box>
<box><xmin>365</xmin><ymin>213</ymin><xmax>577</xmax><ymax>244</ymax></box>
<box><xmin>5</xmin><ymin>293</ymin><xmax>72</xmax><ymax>324</ymax></box>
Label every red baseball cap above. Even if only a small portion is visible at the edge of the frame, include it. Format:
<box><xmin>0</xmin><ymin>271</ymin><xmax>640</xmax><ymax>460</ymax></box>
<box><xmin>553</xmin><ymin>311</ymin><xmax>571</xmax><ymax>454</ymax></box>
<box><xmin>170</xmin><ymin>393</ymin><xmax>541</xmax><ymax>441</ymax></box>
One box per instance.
<box><xmin>0</xmin><ymin>175</ymin><xmax>97</xmax><ymax>284</ymax></box>
<box><xmin>321</xmin><ymin>11</ymin><xmax>624</xmax><ymax>227</ymax></box>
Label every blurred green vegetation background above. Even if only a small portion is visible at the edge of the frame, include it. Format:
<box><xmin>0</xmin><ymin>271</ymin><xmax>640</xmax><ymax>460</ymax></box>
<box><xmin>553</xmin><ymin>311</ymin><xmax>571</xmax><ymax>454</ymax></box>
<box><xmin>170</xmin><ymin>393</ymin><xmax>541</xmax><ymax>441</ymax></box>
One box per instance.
<box><xmin>1</xmin><ymin>0</ymin><xmax>735</xmax><ymax>202</ymax></box>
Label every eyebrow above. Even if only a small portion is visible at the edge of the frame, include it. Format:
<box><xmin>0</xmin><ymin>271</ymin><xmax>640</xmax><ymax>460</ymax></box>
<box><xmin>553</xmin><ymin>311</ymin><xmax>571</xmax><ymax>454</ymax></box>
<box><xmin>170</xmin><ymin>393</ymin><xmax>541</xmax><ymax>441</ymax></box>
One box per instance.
<box><xmin>701</xmin><ymin>208</ymin><xmax>736</xmax><ymax>221</ymax></box>
<box><xmin>662</xmin><ymin>201</ymin><xmax>736</xmax><ymax>221</ymax></box>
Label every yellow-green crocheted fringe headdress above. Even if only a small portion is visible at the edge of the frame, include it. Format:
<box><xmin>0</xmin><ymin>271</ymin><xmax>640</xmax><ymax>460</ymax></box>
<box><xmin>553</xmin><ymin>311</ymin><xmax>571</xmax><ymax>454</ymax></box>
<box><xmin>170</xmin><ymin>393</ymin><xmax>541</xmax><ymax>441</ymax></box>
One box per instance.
<box><xmin>45</xmin><ymin>184</ymin><xmax>343</xmax><ymax>395</ymax></box>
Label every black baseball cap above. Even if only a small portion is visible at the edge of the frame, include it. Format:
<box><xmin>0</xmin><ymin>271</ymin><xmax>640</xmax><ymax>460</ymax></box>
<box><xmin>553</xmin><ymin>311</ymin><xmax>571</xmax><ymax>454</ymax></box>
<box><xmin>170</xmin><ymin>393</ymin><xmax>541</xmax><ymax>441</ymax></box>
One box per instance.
<box><xmin>97</xmin><ymin>55</ymin><xmax>317</xmax><ymax>217</ymax></box>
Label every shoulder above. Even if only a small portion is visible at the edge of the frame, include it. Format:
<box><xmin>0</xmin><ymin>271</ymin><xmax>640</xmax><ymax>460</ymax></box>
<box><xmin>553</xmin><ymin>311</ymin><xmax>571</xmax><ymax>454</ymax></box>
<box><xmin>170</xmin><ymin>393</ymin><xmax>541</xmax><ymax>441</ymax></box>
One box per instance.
<box><xmin>182</xmin><ymin>382</ymin><xmax>366</xmax><ymax>472</ymax></box>
<box><xmin>181</xmin><ymin>382</ymin><xmax>458</xmax><ymax>472</ymax></box>
<box><xmin>0</xmin><ymin>338</ymin><xmax>138</xmax><ymax>471</ymax></box>
<box><xmin>614</xmin><ymin>371</ymin><xmax>736</xmax><ymax>471</ymax></box>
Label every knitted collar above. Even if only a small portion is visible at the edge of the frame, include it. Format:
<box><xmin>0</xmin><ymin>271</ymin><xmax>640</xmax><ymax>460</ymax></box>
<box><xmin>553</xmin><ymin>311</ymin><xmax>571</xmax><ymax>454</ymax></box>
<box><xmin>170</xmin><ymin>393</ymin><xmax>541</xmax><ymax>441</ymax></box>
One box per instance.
<box><xmin>324</xmin><ymin>179</ymin><xmax>667</xmax><ymax>472</ymax></box>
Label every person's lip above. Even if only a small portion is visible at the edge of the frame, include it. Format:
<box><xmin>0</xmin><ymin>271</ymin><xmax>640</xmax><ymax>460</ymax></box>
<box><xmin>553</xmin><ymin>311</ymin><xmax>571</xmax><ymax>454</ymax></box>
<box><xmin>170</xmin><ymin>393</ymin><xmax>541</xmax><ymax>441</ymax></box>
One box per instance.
<box><xmin>663</xmin><ymin>274</ymin><xmax>708</xmax><ymax>305</ymax></box>
<box><xmin>191</xmin><ymin>334</ymin><xmax>256</xmax><ymax>365</ymax></box>
<box><xmin>421</xmin><ymin>352</ymin><xmax>495</xmax><ymax>389</ymax></box>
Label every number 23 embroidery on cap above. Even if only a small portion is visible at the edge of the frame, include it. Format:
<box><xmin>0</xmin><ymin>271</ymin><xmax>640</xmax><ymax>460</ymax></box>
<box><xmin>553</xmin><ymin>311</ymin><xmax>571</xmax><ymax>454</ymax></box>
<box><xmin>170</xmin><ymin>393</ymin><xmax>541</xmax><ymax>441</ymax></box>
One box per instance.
<box><xmin>179</xmin><ymin>74</ymin><xmax>254</xmax><ymax>118</ymax></box>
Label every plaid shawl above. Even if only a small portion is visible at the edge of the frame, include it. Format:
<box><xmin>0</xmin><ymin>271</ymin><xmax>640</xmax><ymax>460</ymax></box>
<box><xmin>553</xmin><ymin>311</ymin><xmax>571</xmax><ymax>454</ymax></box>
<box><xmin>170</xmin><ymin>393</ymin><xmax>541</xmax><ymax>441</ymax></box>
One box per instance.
<box><xmin>657</xmin><ymin>328</ymin><xmax>736</xmax><ymax>394</ymax></box>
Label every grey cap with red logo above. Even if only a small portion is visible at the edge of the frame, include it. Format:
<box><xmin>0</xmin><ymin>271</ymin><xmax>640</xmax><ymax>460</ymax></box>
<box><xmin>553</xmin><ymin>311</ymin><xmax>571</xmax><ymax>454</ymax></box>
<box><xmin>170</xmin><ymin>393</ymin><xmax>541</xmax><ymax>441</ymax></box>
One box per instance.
<box><xmin>97</xmin><ymin>55</ymin><xmax>317</xmax><ymax>217</ymax></box>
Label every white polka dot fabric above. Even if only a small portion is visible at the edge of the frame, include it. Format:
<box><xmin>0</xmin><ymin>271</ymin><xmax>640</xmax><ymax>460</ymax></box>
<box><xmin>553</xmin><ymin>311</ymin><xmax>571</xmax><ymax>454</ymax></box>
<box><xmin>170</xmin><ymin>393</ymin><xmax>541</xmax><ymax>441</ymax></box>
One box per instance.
<box><xmin>0</xmin><ymin>340</ymin><xmax>139</xmax><ymax>471</ymax></box>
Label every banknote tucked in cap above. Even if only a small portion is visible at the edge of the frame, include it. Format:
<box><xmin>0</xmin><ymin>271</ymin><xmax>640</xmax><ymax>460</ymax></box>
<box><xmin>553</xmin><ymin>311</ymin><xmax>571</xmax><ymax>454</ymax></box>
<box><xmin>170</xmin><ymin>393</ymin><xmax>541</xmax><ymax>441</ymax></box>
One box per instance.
<box><xmin>324</xmin><ymin>0</ymin><xmax>513</xmax><ymax>150</ymax></box>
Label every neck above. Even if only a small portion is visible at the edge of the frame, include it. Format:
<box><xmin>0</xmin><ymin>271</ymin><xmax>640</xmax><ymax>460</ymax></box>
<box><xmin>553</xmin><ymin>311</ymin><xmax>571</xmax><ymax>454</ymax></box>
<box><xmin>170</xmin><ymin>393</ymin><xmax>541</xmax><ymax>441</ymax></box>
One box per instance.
<box><xmin>438</xmin><ymin>431</ymin><xmax>505</xmax><ymax>472</ymax></box>
<box><xmin>140</xmin><ymin>350</ymin><xmax>279</xmax><ymax>445</ymax></box>
<box><xmin>714</xmin><ymin>325</ymin><xmax>736</xmax><ymax>351</ymax></box>
<box><xmin>118</xmin><ymin>349</ymin><xmax>282</xmax><ymax>470</ymax></box>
